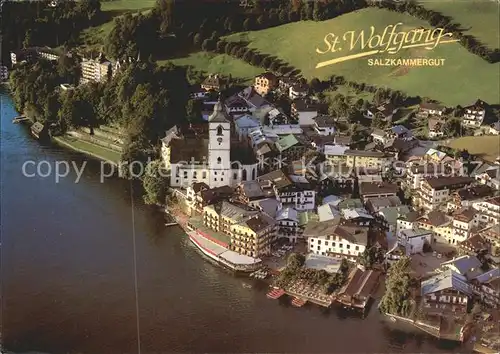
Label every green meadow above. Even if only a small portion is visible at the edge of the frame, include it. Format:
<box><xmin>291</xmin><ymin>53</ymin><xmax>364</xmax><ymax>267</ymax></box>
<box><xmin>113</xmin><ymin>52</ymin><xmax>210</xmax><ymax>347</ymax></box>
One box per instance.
<box><xmin>163</xmin><ymin>52</ymin><xmax>265</xmax><ymax>83</ymax></box>
<box><xmin>418</xmin><ymin>0</ymin><xmax>500</xmax><ymax>49</ymax></box>
<box><xmin>226</xmin><ymin>8</ymin><xmax>500</xmax><ymax>106</ymax></box>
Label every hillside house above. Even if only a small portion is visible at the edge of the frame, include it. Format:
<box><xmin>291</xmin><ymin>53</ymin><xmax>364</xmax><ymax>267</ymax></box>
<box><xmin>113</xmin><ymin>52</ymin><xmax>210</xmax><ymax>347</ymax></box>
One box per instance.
<box><xmin>473</xmin><ymin>196</ymin><xmax>500</xmax><ymax>225</ymax></box>
<box><xmin>201</xmin><ymin>74</ymin><xmax>227</xmax><ymax>91</ymax></box>
<box><xmin>398</xmin><ymin>228</ymin><xmax>433</xmax><ymax>254</ymax></box>
<box><xmin>428</xmin><ymin>118</ymin><xmax>445</xmax><ymax>138</ymax></box>
<box><xmin>419</xmin><ymin>102</ymin><xmax>445</xmax><ymax>116</ymax></box>
<box><xmin>359</xmin><ymin>182</ymin><xmax>399</xmax><ymax>201</ymax></box>
<box><xmin>462</xmin><ymin>99</ymin><xmax>487</xmax><ymax>127</ymax></box>
<box><xmin>254</xmin><ymin>72</ymin><xmax>278</xmax><ymax>96</ymax></box>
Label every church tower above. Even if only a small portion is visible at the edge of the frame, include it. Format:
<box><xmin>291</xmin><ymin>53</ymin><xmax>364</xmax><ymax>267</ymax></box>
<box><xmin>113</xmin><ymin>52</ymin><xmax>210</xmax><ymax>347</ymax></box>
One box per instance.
<box><xmin>208</xmin><ymin>99</ymin><xmax>231</xmax><ymax>188</ymax></box>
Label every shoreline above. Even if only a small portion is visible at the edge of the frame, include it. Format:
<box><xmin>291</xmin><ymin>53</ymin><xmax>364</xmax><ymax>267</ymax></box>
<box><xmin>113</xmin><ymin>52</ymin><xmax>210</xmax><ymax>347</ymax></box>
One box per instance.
<box><xmin>52</xmin><ymin>135</ymin><xmax>119</xmax><ymax>167</ymax></box>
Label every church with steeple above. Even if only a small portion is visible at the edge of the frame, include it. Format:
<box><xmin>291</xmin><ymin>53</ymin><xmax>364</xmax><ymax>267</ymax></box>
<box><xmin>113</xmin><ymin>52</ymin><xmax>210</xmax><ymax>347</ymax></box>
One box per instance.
<box><xmin>166</xmin><ymin>99</ymin><xmax>259</xmax><ymax>189</ymax></box>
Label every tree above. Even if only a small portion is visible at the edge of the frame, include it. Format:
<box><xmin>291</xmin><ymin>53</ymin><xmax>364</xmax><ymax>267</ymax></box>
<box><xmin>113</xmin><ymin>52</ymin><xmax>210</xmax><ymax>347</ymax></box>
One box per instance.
<box><xmin>256</xmin><ymin>14</ymin><xmax>266</xmax><ymax>28</ymax></box>
<box><xmin>443</xmin><ymin>118</ymin><xmax>462</xmax><ymax>137</ymax></box>
<box><xmin>193</xmin><ymin>33</ymin><xmax>202</xmax><ymax>47</ymax></box>
<box><xmin>286</xmin><ymin>253</ymin><xmax>305</xmax><ymax>270</ymax></box>
<box><xmin>243</xmin><ymin>18</ymin><xmax>252</xmax><ymax>31</ymax></box>
<box><xmin>379</xmin><ymin>257</ymin><xmax>413</xmax><ymax>317</ymax></box>
<box><xmin>142</xmin><ymin>160</ymin><xmax>168</xmax><ymax>205</ymax></box>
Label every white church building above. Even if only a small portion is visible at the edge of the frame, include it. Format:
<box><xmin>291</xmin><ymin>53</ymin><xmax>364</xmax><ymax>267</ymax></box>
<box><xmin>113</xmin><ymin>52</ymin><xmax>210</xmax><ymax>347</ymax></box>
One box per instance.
<box><xmin>168</xmin><ymin>100</ymin><xmax>259</xmax><ymax>189</ymax></box>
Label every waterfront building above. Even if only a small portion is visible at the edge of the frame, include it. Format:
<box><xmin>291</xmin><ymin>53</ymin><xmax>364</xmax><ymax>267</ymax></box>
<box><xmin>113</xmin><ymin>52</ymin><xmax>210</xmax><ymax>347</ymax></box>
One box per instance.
<box><xmin>168</xmin><ymin>100</ymin><xmax>259</xmax><ymax>189</ymax></box>
<box><xmin>0</xmin><ymin>65</ymin><xmax>7</xmax><ymax>81</ymax></box>
<box><xmin>202</xmin><ymin>201</ymin><xmax>275</xmax><ymax>257</ymax></box>
<box><xmin>276</xmin><ymin>207</ymin><xmax>300</xmax><ymax>243</ymax></box>
<box><xmin>304</xmin><ymin>218</ymin><xmax>368</xmax><ymax>261</ymax></box>
<box><xmin>421</xmin><ymin>270</ymin><xmax>471</xmax><ymax>314</ymax></box>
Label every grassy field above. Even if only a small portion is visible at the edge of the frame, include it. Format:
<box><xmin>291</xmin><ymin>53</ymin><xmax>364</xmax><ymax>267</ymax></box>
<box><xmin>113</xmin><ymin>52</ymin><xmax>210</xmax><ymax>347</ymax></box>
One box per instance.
<box><xmin>446</xmin><ymin>135</ymin><xmax>500</xmax><ymax>163</ymax></box>
<box><xmin>418</xmin><ymin>0</ymin><xmax>499</xmax><ymax>49</ymax></box>
<box><xmin>226</xmin><ymin>8</ymin><xmax>500</xmax><ymax>106</ymax></box>
<box><xmin>100</xmin><ymin>0</ymin><xmax>156</xmax><ymax>12</ymax></box>
<box><xmin>54</xmin><ymin>136</ymin><xmax>121</xmax><ymax>164</ymax></box>
<box><xmin>162</xmin><ymin>52</ymin><xmax>265</xmax><ymax>83</ymax></box>
<box><xmin>325</xmin><ymin>85</ymin><xmax>374</xmax><ymax>102</ymax></box>
<box><xmin>78</xmin><ymin>1</ymin><xmax>155</xmax><ymax>53</ymax></box>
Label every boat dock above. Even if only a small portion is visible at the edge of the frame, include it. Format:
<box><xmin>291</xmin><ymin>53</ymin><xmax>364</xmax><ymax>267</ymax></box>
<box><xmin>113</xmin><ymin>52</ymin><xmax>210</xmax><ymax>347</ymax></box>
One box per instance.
<box><xmin>12</xmin><ymin>115</ymin><xmax>29</xmax><ymax>123</ymax></box>
<box><xmin>266</xmin><ymin>288</ymin><xmax>285</xmax><ymax>300</ymax></box>
<box><xmin>291</xmin><ymin>297</ymin><xmax>307</xmax><ymax>307</ymax></box>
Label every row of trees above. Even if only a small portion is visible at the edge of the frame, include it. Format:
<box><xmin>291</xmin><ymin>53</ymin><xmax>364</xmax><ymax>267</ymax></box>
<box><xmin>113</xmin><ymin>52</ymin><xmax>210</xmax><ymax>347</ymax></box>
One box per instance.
<box><xmin>369</xmin><ymin>0</ymin><xmax>499</xmax><ymax>63</ymax></box>
<box><xmin>2</xmin><ymin>0</ymin><xmax>102</xmax><ymax>63</ymax></box>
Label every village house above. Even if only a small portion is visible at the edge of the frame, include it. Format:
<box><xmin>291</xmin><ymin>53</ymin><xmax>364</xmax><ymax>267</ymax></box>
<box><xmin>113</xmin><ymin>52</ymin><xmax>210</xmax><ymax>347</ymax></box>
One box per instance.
<box><xmin>359</xmin><ymin>181</ymin><xmax>399</xmax><ymax>202</ymax></box>
<box><xmin>428</xmin><ymin>117</ymin><xmax>445</xmax><ymax>138</ymax></box>
<box><xmin>257</xmin><ymin>170</ymin><xmax>316</xmax><ymax>211</ymax></box>
<box><xmin>201</xmin><ymin>74</ymin><xmax>227</xmax><ymax>91</ymax></box>
<box><xmin>475</xmin><ymin>167</ymin><xmax>500</xmax><ymax>190</ymax></box>
<box><xmin>0</xmin><ymin>65</ymin><xmax>8</xmax><ymax>81</ymax></box>
<box><xmin>471</xmin><ymin>268</ymin><xmax>500</xmax><ymax>307</ymax></box>
<box><xmin>313</xmin><ymin>115</ymin><xmax>336</xmax><ymax>136</ymax></box>
<box><xmin>289</xmin><ymin>82</ymin><xmax>309</xmax><ymax>100</ymax></box>
<box><xmin>405</xmin><ymin>163</ymin><xmax>452</xmax><ymax>190</ymax></box>
<box><xmin>421</xmin><ymin>270</ymin><xmax>472</xmax><ymax>314</ymax></box>
<box><xmin>462</xmin><ymin>99</ymin><xmax>487</xmax><ymax>127</ymax></box>
<box><xmin>254</xmin><ymin>72</ymin><xmax>278</xmax><ymax>96</ymax></box>
<box><xmin>225</xmin><ymin>95</ymin><xmax>251</xmax><ymax>115</ymax></box>
<box><xmin>274</xmin><ymin>134</ymin><xmax>309</xmax><ymax>166</ymax></box>
<box><xmin>377</xmin><ymin>205</ymin><xmax>411</xmax><ymax>233</ymax></box>
<box><xmin>416</xmin><ymin>210</ymin><xmax>454</xmax><ymax>243</ymax></box>
<box><xmin>304</xmin><ymin>218</ymin><xmax>368</xmax><ymax>261</ymax></box>
<box><xmin>186</xmin><ymin>182</ymin><xmax>209</xmax><ymax>210</ymax></box>
<box><xmin>234</xmin><ymin>115</ymin><xmax>261</xmax><ymax>141</ymax></box>
<box><xmin>234</xmin><ymin>180</ymin><xmax>274</xmax><ymax>205</ymax></box>
<box><xmin>317</xmin><ymin>164</ymin><xmax>354</xmax><ymax>193</ymax></box>
<box><xmin>396</xmin><ymin>210</ymin><xmax>422</xmax><ymax>236</ymax></box>
<box><xmin>419</xmin><ymin>102</ymin><xmax>446</xmax><ymax>117</ymax></box>
<box><xmin>344</xmin><ymin>150</ymin><xmax>394</xmax><ymax>169</ymax></box>
<box><xmin>489</xmin><ymin>122</ymin><xmax>500</xmax><ymax>135</ymax></box>
<box><xmin>364</xmin><ymin>101</ymin><xmax>397</xmax><ymax>122</ymax></box>
<box><xmin>477</xmin><ymin>225</ymin><xmax>500</xmax><ymax>255</ymax></box>
<box><xmin>447</xmin><ymin>185</ymin><xmax>494</xmax><ymax>212</ymax></box>
<box><xmin>366</xmin><ymin>196</ymin><xmax>402</xmax><ymax>214</ymax></box>
<box><xmin>473</xmin><ymin>196</ymin><xmax>500</xmax><ymax>225</ymax></box>
<box><xmin>398</xmin><ymin>228</ymin><xmax>433</xmax><ymax>254</ymax></box>
<box><xmin>291</xmin><ymin>99</ymin><xmax>322</xmax><ymax>126</ymax></box>
<box><xmin>450</xmin><ymin>208</ymin><xmax>480</xmax><ymax>244</ymax></box>
<box><xmin>317</xmin><ymin>203</ymin><xmax>341</xmax><ymax>222</ymax></box>
<box><xmin>276</xmin><ymin>207</ymin><xmax>300</xmax><ymax>243</ymax></box>
<box><xmin>323</xmin><ymin>144</ymin><xmax>350</xmax><ymax>165</ymax></box>
<box><xmin>414</xmin><ymin>176</ymin><xmax>475</xmax><ymax>211</ymax></box>
<box><xmin>458</xmin><ymin>233</ymin><xmax>490</xmax><ymax>257</ymax></box>
<box><xmin>193</xmin><ymin>185</ymin><xmax>234</xmax><ymax>214</ymax></box>
<box><xmin>239</xmin><ymin>86</ymin><xmax>272</xmax><ymax>112</ymax></box>
<box><xmin>438</xmin><ymin>255</ymin><xmax>483</xmax><ymax>280</ymax></box>
<box><xmin>340</xmin><ymin>208</ymin><xmax>374</xmax><ymax>227</ymax></box>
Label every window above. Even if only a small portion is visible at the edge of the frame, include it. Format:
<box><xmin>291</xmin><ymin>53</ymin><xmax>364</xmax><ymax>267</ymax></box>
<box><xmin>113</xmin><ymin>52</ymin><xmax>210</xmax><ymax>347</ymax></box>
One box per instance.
<box><xmin>355</xmin><ymin>246</ymin><xmax>359</xmax><ymax>251</ymax></box>
<box><xmin>202</xmin><ymin>171</ymin><xmax>207</xmax><ymax>179</ymax></box>
<box><xmin>325</xmin><ymin>241</ymin><xmax>329</xmax><ymax>246</ymax></box>
<box><xmin>214</xmin><ymin>178</ymin><xmax>217</xmax><ymax>181</ymax></box>
<box><xmin>339</xmin><ymin>243</ymin><xmax>343</xmax><ymax>248</ymax></box>
<box><xmin>217</xmin><ymin>125</ymin><xmax>223</xmax><ymax>136</ymax></box>
<box><xmin>317</xmin><ymin>240</ymin><xmax>321</xmax><ymax>245</ymax></box>
<box><xmin>214</xmin><ymin>171</ymin><xmax>217</xmax><ymax>175</ymax></box>
<box><xmin>332</xmin><ymin>242</ymin><xmax>335</xmax><ymax>247</ymax></box>
<box><xmin>234</xmin><ymin>173</ymin><xmax>238</xmax><ymax>180</ymax></box>
<box><xmin>183</xmin><ymin>171</ymin><xmax>188</xmax><ymax>178</ymax></box>
<box><xmin>221</xmin><ymin>178</ymin><xmax>223</xmax><ymax>182</ymax></box>
<box><xmin>193</xmin><ymin>171</ymin><xmax>197</xmax><ymax>178</ymax></box>
<box><xmin>217</xmin><ymin>157</ymin><xmax>222</xmax><ymax>164</ymax></box>
<box><xmin>317</xmin><ymin>246</ymin><xmax>320</xmax><ymax>251</ymax></box>
<box><xmin>346</xmin><ymin>245</ymin><xmax>350</xmax><ymax>249</ymax></box>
